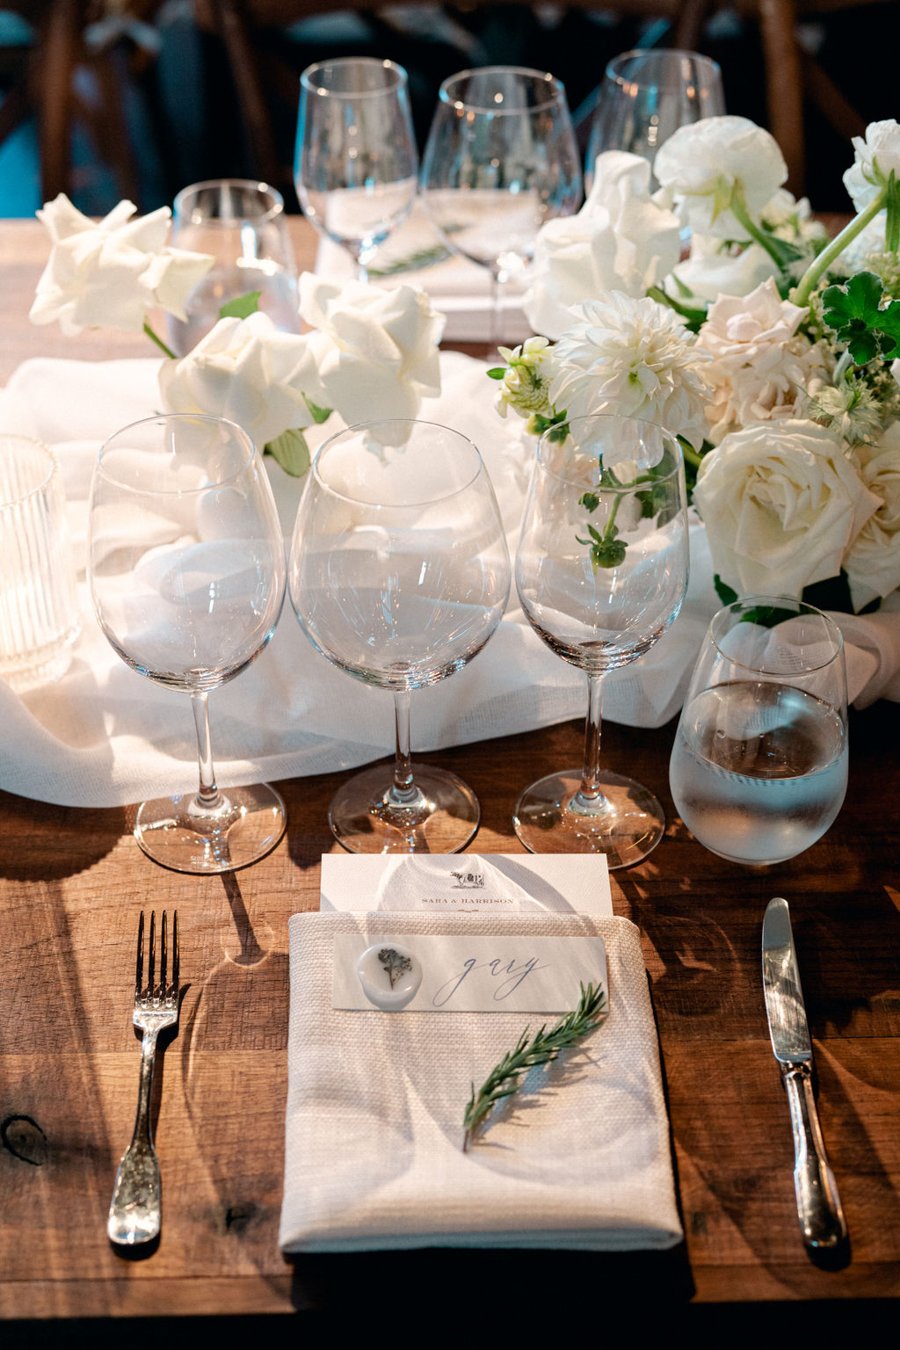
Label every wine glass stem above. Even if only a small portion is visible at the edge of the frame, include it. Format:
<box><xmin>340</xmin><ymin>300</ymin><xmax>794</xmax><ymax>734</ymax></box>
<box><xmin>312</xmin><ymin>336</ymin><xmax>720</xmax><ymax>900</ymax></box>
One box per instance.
<box><xmin>577</xmin><ymin>672</ymin><xmax>606</xmax><ymax>810</ymax></box>
<box><xmin>191</xmin><ymin>690</ymin><xmax>223</xmax><ymax>811</ymax></box>
<box><xmin>488</xmin><ymin>266</ymin><xmax>507</xmax><ymax>355</ymax></box>
<box><xmin>389</xmin><ymin>689</ymin><xmax>418</xmax><ymax>806</ymax></box>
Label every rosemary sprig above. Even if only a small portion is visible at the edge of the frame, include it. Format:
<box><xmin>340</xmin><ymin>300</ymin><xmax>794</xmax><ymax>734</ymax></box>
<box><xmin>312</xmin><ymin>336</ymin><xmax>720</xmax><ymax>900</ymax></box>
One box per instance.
<box><xmin>461</xmin><ymin>981</ymin><xmax>607</xmax><ymax>1151</ymax></box>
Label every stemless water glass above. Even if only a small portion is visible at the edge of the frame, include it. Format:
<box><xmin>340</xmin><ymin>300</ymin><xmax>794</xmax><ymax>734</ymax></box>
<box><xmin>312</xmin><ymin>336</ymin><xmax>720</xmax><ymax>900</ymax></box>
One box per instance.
<box><xmin>514</xmin><ymin>414</ymin><xmax>689</xmax><ymax>865</ymax></box>
<box><xmin>88</xmin><ymin>414</ymin><xmax>287</xmax><ymax>873</ymax></box>
<box><xmin>295</xmin><ymin>57</ymin><xmax>419</xmax><ymax>280</ymax></box>
<box><xmin>289</xmin><ymin>419</ymin><xmax>511</xmax><ymax>853</ymax></box>
<box><xmin>586</xmin><ymin>48</ymin><xmax>725</xmax><ymax>188</ymax></box>
<box><xmin>669</xmin><ymin>597</ymin><xmax>849</xmax><ymax>866</ymax></box>
<box><xmin>167</xmin><ymin>178</ymin><xmax>300</xmax><ymax>354</ymax></box>
<box><xmin>420</xmin><ymin>66</ymin><xmax>582</xmax><ymax>346</ymax></box>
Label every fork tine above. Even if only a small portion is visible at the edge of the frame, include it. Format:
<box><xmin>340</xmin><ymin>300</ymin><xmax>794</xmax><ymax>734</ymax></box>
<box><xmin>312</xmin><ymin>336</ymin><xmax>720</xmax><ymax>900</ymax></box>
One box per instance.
<box><xmin>160</xmin><ymin>910</ymin><xmax>168</xmax><ymax>992</ymax></box>
<box><xmin>171</xmin><ymin>911</ymin><xmax>179</xmax><ymax>993</ymax></box>
<box><xmin>148</xmin><ymin>910</ymin><xmax>156</xmax><ymax>994</ymax></box>
<box><xmin>135</xmin><ymin>911</ymin><xmax>145</xmax><ymax>996</ymax></box>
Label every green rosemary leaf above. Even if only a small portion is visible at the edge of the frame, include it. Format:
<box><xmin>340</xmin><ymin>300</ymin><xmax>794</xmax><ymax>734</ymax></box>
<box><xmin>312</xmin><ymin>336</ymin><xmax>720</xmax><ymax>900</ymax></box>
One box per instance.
<box><xmin>461</xmin><ymin>981</ymin><xmax>607</xmax><ymax>1150</ymax></box>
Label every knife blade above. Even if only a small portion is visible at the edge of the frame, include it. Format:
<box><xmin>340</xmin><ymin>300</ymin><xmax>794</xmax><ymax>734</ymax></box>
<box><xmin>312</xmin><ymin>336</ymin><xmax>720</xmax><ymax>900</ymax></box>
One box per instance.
<box><xmin>762</xmin><ymin>896</ymin><xmax>847</xmax><ymax>1250</ymax></box>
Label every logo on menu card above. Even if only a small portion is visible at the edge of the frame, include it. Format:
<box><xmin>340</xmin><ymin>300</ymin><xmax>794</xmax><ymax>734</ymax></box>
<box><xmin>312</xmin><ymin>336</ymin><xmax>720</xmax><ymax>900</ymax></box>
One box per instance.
<box><xmin>449</xmin><ymin>868</ymin><xmax>485</xmax><ymax>890</ymax></box>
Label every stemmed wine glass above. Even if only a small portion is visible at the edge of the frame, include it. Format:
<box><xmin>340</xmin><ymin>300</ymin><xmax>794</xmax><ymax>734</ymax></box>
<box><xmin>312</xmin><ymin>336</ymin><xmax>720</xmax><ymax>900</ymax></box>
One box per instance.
<box><xmin>586</xmin><ymin>48</ymin><xmax>725</xmax><ymax>189</ymax></box>
<box><xmin>514</xmin><ymin>413</ymin><xmax>689</xmax><ymax>865</ymax></box>
<box><xmin>420</xmin><ymin>66</ymin><xmax>582</xmax><ymax>347</ymax></box>
<box><xmin>669</xmin><ymin>596</ymin><xmax>848</xmax><ymax>865</ymax></box>
<box><xmin>289</xmin><ymin>419</ymin><xmax>511</xmax><ymax>853</ymax></box>
<box><xmin>87</xmin><ymin>413</ymin><xmax>287</xmax><ymax>873</ymax></box>
<box><xmin>294</xmin><ymin>57</ymin><xmax>419</xmax><ymax>280</ymax></box>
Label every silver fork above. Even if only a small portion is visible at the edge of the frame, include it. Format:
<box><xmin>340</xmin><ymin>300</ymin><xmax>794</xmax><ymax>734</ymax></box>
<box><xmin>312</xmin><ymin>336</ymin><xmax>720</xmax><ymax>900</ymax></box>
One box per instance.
<box><xmin>108</xmin><ymin>910</ymin><xmax>180</xmax><ymax>1246</ymax></box>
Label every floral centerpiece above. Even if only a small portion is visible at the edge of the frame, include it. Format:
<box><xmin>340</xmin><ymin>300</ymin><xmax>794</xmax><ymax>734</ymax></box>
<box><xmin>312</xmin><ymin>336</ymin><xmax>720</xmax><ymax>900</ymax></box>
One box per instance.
<box><xmin>493</xmin><ymin>116</ymin><xmax>900</xmax><ymax>616</ymax></box>
<box><xmin>28</xmin><ymin>194</ymin><xmax>445</xmax><ymax>475</ymax></box>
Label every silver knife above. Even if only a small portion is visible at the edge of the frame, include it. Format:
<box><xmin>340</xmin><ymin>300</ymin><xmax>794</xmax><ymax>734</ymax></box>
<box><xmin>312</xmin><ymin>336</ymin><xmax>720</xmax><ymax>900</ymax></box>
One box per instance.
<box><xmin>762</xmin><ymin>897</ymin><xmax>847</xmax><ymax>1250</ymax></box>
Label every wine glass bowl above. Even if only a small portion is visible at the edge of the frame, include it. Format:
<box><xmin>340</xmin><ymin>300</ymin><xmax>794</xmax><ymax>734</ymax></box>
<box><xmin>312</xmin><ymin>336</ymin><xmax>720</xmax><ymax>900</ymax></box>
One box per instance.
<box><xmin>420</xmin><ymin>65</ymin><xmax>582</xmax><ymax>344</ymax></box>
<box><xmin>294</xmin><ymin>57</ymin><xmax>419</xmax><ymax>278</ymax></box>
<box><xmin>669</xmin><ymin>596</ymin><xmax>849</xmax><ymax>866</ymax></box>
<box><xmin>88</xmin><ymin>413</ymin><xmax>287</xmax><ymax>872</ymax></box>
<box><xmin>513</xmin><ymin>414</ymin><xmax>689</xmax><ymax>863</ymax></box>
<box><xmin>586</xmin><ymin>48</ymin><xmax>725</xmax><ymax>187</ymax></box>
<box><xmin>289</xmin><ymin>419</ymin><xmax>511</xmax><ymax>853</ymax></box>
<box><xmin>167</xmin><ymin>178</ymin><xmax>300</xmax><ymax>354</ymax></box>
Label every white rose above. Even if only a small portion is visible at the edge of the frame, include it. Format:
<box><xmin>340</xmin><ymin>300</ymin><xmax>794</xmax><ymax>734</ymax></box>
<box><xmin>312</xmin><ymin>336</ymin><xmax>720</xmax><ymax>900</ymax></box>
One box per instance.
<box><xmin>299</xmin><ymin>274</ymin><xmax>444</xmax><ymax>427</ymax></box>
<box><xmin>843</xmin><ymin>119</ymin><xmax>900</xmax><ymax>211</ymax></box>
<box><xmin>694</xmin><ymin>419</ymin><xmax>880</xmax><ymax>597</ymax></box>
<box><xmin>524</xmin><ymin>151</ymin><xmax>681</xmax><ymax>339</ymax></box>
<box><xmin>653</xmin><ymin>116</ymin><xmax>787</xmax><ymax>240</ymax></box>
<box><xmin>844</xmin><ymin>423</ymin><xmax>900</xmax><ymax>609</ymax></box>
<box><xmin>674</xmin><ymin>234</ymin><xmax>778</xmax><ymax>303</ymax></box>
<box><xmin>696</xmin><ymin>278</ymin><xmax>827</xmax><ymax>442</ymax></box>
<box><xmin>29</xmin><ymin>194</ymin><xmax>212</xmax><ymax>335</ymax></box>
<box><xmin>158</xmin><ymin>312</ymin><xmax>327</xmax><ymax>449</ymax></box>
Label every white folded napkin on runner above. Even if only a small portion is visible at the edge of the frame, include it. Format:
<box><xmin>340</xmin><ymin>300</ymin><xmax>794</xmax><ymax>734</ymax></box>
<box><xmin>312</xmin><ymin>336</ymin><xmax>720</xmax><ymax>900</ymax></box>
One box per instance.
<box><xmin>0</xmin><ymin>353</ymin><xmax>896</xmax><ymax>808</ymax></box>
<box><xmin>279</xmin><ymin>910</ymin><xmax>683</xmax><ymax>1253</ymax></box>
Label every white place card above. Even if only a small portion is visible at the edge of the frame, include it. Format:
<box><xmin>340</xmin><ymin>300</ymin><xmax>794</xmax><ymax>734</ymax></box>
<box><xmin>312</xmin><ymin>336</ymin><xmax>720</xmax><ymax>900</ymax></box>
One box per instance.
<box><xmin>333</xmin><ymin>934</ymin><xmax>608</xmax><ymax>1014</ymax></box>
<box><xmin>320</xmin><ymin>853</ymin><xmax>612</xmax><ymax>917</ymax></box>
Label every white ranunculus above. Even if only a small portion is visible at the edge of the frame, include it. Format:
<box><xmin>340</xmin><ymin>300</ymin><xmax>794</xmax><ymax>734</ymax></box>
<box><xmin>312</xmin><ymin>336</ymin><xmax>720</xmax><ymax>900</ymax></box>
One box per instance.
<box><xmin>695</xmin><ymin>278</ymin><xmax>829</xmax><ymax>442</ymax></box>
<box><xmin>843</xmin><ymin>119</ymin><xmax>900</xmax><ymax>211</ymax></box>
<box><xmin>694</xmin><ymin>419</ymin><xmax>880</xmax><ymax>598</ymax></box>
<box><xmin>524</xmin><ymin>151</ymin><xmax>681</xmax><ymax>339</ymax></box>
<box><xmin>844</xmin><ymin>423</ymin><xmax>900</xmax><ymax>609</ymax></box>
<box><xmin>549</xmin><ymin>290</ymin><xmax>711</xmax><ymax>447</ymax></box>
<box><xmin>299</xmin><ymin>274</ymin><xmax>444</xmax><ymax>427</ymax></box>
<box><xmin>673</xmin><ymin>234</ymin><xmax>778</xmax><ymax>302</ymax></box>
<box><xmin>653</xmin><ymin>116</ymin><xmax>787</xmax><ymax>240</ymax></box>
<box><xmin>29</xmin><ymin>194</ymin><xmax>212</xmax><ymax>335</ymax></box>
<box><xmin>158</xmin><ymin>312</ymin><xmax>327</xmax><ymax>449</ymax></box>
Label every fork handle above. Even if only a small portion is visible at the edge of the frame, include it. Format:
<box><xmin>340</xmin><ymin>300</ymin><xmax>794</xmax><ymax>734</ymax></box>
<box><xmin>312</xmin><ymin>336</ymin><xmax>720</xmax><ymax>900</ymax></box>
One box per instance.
<box><xmin>108</xmin><ymin>1030</ymin><xmax>161</xmax><ymax>1246</ymax></box>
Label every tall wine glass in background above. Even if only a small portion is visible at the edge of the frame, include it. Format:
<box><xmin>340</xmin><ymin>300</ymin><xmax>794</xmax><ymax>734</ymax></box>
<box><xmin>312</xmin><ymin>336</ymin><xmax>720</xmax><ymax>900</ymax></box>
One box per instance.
<box><xmin>585</xmin><ymin>48</ymin><xmax>725</xmax><ymax>189</ymax></box>
<box><xmin>88</xmin><ymin>414</ymin><xmax>287</xmax><ymax>873</ymax></box>
<box><xmin>420</xmin><ymin>66</ymin><xmax>582</xmax><ymax>348</ymax></box>
<box><xmin>289</xmin><ymin>419</ymin><xmax>511</xmax><ymax>853</ymax></box>
<box><xmin>167</xmin><ymin>178</ymin><xmax>300</xmax><ymax>354</ymax></box>
<box><xmin>669</xmin><ymin>597</ymin><xmax>848</xmax><ymax>866</ymax></box>
<box><xmin>294</xmin><ymin>57</ymin><xmax>419</xmax><ymax>280</ymax></box>
<box><xmin>514</xmin><ymin>414</ymin><xmax>689</xmax><ymax>865</ymax></box>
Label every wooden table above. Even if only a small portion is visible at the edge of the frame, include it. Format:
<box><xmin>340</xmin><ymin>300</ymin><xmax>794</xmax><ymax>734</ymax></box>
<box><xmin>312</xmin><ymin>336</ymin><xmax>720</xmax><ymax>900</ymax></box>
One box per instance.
<box><xmin>2</xmin><ymin>218</ymin><xmax>899</xmax><ymax>1333</ymax></box>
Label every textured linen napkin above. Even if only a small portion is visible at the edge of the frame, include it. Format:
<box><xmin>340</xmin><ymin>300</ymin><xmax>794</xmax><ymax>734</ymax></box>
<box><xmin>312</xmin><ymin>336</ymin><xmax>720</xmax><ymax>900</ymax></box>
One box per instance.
<box><xmin>279</xmin><ymin>910</ymin><xmax>683</xmax><ymax>1253</ymax></box>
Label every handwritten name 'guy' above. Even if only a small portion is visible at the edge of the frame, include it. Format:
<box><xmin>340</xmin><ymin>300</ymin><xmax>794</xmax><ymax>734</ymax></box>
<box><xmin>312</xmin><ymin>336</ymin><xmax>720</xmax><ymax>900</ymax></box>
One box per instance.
<box><xmin>432</xmin><ymin>955</ymin><xmax>548</xmax><ymax>1007</ymax></box>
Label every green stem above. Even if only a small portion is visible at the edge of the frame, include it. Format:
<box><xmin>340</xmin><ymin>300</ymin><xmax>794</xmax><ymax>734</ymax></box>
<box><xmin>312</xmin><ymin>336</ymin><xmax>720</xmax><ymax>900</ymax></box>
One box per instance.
<box><xmin>791</xmin><ymin>188</ymin><xmax>887</xmax><ymax>306</ymax></box>
<box><xmin>679</xmin><ymin>439</ymin><xmax>703</xmax><ymax>470</ymax></box>
<box><xmin>143</xmin><ymin>320</ymin><xmax>177</xmax><ymax>360</ymax></box>
<box><xmin>729</xmin><ymin>187</ymin><xmax>785</xmax><ymax>267</ymax></box>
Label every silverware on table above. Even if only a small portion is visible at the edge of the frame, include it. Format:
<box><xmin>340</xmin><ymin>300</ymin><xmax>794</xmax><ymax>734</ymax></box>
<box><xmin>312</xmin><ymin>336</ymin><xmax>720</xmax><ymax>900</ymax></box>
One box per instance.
<box><xmin>762</xmin><ymin>896</ymin><xmax>847</xmax><ymax>1250</ymax></box>
<box><xmin>108</xmin><ymin>910</ymin><xmax>179</xmax><ymax>1246</ymax></box>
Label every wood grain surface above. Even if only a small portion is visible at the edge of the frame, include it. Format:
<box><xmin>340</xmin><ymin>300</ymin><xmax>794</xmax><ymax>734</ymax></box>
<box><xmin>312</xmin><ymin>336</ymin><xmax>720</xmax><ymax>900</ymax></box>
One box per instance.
<box><xmin>1</xmin><ymin>218</ymin><xmax>899</xmax><ymax>1330</ymax></box>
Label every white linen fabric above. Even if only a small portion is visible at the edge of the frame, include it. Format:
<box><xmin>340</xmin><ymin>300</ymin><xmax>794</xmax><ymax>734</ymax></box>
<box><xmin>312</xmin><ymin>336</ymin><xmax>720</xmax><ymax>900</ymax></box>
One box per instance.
<box><xmin>279</xmin><ymin>909</ymin><xmax>683</xmax><ymax>1253</ymax></box>
<box><xmin>0</xmin><ymin>352</ymin><xmax>896</xmax><ymax>807</ymax></box>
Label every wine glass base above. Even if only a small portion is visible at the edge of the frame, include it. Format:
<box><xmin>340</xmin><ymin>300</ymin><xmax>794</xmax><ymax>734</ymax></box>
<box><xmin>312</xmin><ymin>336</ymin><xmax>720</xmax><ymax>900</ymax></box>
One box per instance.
<box><xmin>134</xmin><ymin>783</ymin><xmax>286</xmax><ymax>874</ymax></box>
<box><xmin>513</xmin><ymin>769</ymin><xmax>665</xmax><ymax>867</ymax></box>
<box><xmin>329</xmin><ymin>763</ymin><xmax>480</xmax><ymax>854</ymax></box>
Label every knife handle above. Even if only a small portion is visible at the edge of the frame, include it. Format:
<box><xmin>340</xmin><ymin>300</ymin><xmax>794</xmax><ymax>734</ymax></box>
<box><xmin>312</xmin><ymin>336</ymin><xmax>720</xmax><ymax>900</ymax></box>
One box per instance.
<box><xmin>783</xmin><ymin>1064</ymin><xmax>847</xmax><ymax>1249</ymax></box>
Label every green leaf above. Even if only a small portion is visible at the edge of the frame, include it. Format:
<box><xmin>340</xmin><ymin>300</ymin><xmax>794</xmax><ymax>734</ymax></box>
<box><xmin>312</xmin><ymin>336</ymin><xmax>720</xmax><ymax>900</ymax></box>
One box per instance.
<box><xmin>218</xmin><ymin>290</ymin><xmax>262</xmax><ymax>320</ymax></box>
<box><xmin>486</xmin><ymin>367</ymin><xmax>507</xmax><ymax>380</ymax></box>
<box><xmin>646</xmin><ymin>284</ymin><xmax>707</xmax><ymax>332</ymax></box>
<box><xmin>821</xmin><ymin>271</ymin><xmax>900</xmax><ymax>364</ymax></box>
<box><xmin>579</xmin><ymin>491</ymin><xmax>600</xmax><ymax>513</ymax></box>
<box><xmin>303</xmin><ymin>395</ymin><xmax>332</xmax><ymax>425</ymax></box>
<box><xmin>264</xmin><ymin>427</ymin><xmax>310</xmax><ymax>477</ymax></box>
<box><xmin>713</xmin><ymin>574</ymin><xmax>738</xmax><ymax>606</ymax></box>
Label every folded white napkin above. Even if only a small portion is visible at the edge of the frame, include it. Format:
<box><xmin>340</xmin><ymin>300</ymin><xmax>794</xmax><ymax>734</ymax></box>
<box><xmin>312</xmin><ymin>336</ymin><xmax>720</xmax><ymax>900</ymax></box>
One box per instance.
<box><xmin>0</xmin><ymin>353</ymin><xmax>896</xmax><ymax>806</ymax></box>
<box><xmin>279</xmin><ymin>910</ymin><xmax>683</xmax><ymax>1253</ymax></box>
<box><xmin>314</xmin><ymin>201</ymin><xmax>533</xmax><ymax>344</ymax></box>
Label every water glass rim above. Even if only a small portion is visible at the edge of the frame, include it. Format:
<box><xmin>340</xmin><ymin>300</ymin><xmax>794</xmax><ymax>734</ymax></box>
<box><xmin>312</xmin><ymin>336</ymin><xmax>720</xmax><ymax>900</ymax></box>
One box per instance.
<box><xmin>312</xmin><ymin>418</ymin><xmax>486</xmax><ymax>507</ymax></box>
<box><xmin>300</xmin><ymin>56</ymin><xmax>409</xmax><ymax>99</ymax></box>
<box><xmin>96</xmin><ymin>413</ymin><xmax>258</xmax><ymax>495</ymax></box>
<box><xmin>173</xmin><ymin>178</ymin><xmax>284</xmax><ymax>225</ymax></box>
<box><xmin>437</xmin><ymin>65</ymin><xmax>567</xmax><ymax>115</ymax></box>
<box><xmin>0</xmin><ymin>434</ymin><xmax>57</xmax><ymax>511</ymax></box>
<box><xmin>605</xmin><ymin>47</ymin><xmax>723</xmax><ymax>90</ymax></box>
<box><xmin>708</xmin><ymin>594</ymin><xmax>845</xmax><ymax>673</ymax></box>
<box><xmin>534</xmin><ymin>413</ymin><xmax>683</xmax><ymax>489</ymax></box>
